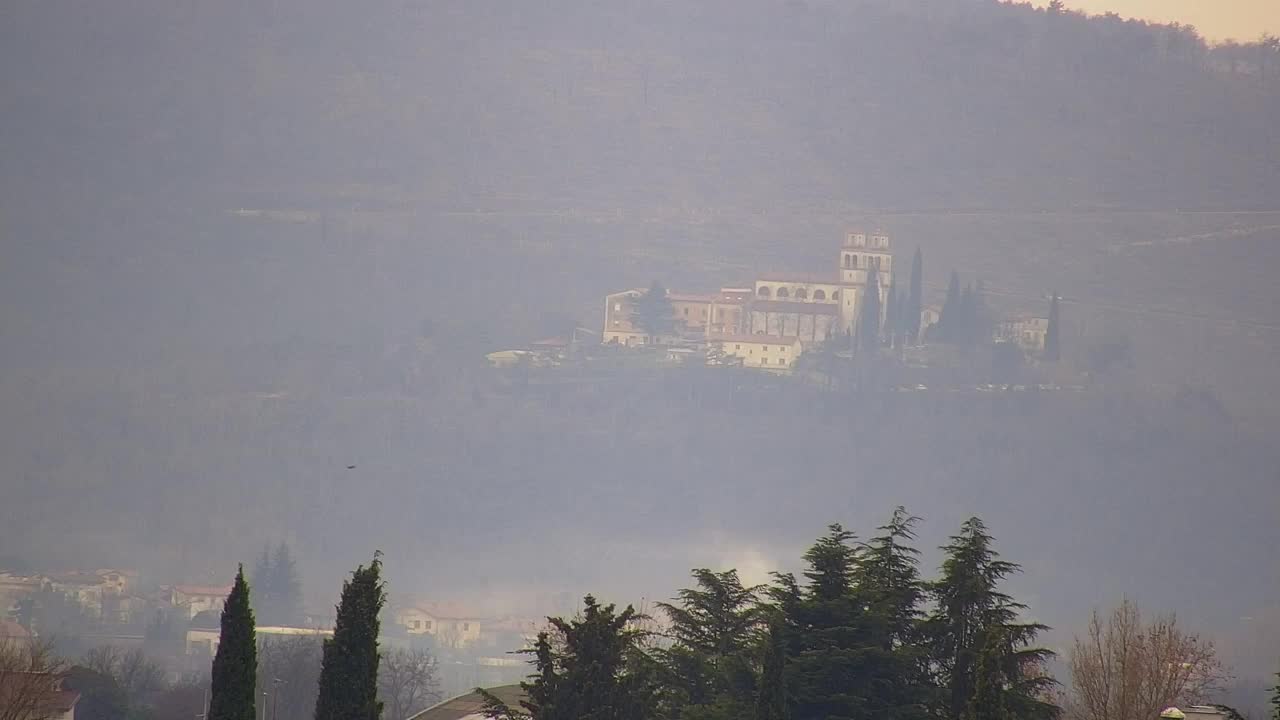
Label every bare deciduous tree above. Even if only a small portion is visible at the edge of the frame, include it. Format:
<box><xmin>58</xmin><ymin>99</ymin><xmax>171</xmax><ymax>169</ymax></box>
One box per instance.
<box><xmin>1068</xmin><ymin>599</ymin><xmax>1227</xmax><ymax>720</ymax></box>
<box><xmin>257</xmin><ymin>635</ymin><xmax>325</xmax><ymax>720</ymax></box>
<box><xmin>0</xmin><ymin>637</ymin><xmax>70</xmax><ymax>720</ymax></box>
<box><xmin>81</xmin><ymin>645</ymin><xmax>166</xmax><ymax>701</ymax></box>
<box><xmin>378</xmin><ymin>647</ymin><xmax>441</xmax><ymax>720</ymax></box>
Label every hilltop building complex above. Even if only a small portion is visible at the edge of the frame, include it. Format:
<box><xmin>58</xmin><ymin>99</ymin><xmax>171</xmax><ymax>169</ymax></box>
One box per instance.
<box><xmin>603</xmin><ymin>232</ymin><xmax>894</xmax><ymax>369</ymax></box>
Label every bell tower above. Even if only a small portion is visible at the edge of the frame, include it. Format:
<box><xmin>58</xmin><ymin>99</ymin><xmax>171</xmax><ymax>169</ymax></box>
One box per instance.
<box><xmin>837</xmin><ymin>231</ymin><xmax>893</xmax><ymax>332</ymax></box>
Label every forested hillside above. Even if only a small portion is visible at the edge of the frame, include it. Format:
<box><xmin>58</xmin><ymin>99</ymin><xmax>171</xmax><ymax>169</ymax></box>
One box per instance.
<box><xmin>2</xmin><ymin>0</ymin><xmax>1279</xmax><ymax>704</ymax></box>
<box><xmin>3</xmin><ymin>0</ymin><xmax>1278</xmax><ymax>210</ymax></box>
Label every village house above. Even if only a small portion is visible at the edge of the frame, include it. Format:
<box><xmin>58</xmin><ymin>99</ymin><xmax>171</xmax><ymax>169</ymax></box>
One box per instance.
<box><xmin>995</xmin><ymin>315</ymin><xmax>1050</xmax><ymax>353</ymax></box>
<box><xmin>169</xmin><ymin>585</ymin><xmax>231</xmax><ymax>620</ymax></box>
<box><xmin>708</xmin><ymin>334</ymin><xmax>804</xmax><ymax>372</ymax></box>
<box><xmin>393</xmin><ymin>603</ymin><xmax>483</xmax><ymax>649</ymax></box>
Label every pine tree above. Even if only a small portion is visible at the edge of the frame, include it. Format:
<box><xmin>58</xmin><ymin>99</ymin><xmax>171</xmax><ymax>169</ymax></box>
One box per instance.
<box><xmin>755</xmin><ymin>620</ymin><xmax>788</xmax><ymax>720</ymax></box>
<box><xmin>208</xmin><ymin>566</ymin><xmax>256</xmax><ymax>720</ymax></box>
<box><xmin>481</xmin><ymin>595</ymin><xmax>657</xmax><ymax>720</ymax></box>
<box><xmin>855</xmin><ymin>509</ymin><xmax>934</xmax><ymax>720</ymax></box>
<box><xmin>858</xmin><ymin>268</ymin><xmax>882</xmax><ymax>353</ymax></box>
<box><xmin>658</xmin><ymin>569</ymin><xmax>761</xmax><ymax>717</ymax></box>
<box><xmin>965</xmin><ymin>629</ymin><xmax>1010</xmax><ymax>720</ymax></box>
<box><xmin>927</xmin><ymin>518</ymin><xmax>1057</xmax><ymax>720</ymax></box>
<box><xmin>1043</xmin><ymin>294</ymin><xmax>1061</xmax><ymax>362</ymax></box>
<box><xmin>1270</xmin><ymin>671</ymin><xmax>1280</xmax><ymax>720</ymax></box>
<box><xmin>782</xmin><ymin>525</ymin><xmax>878</xmax><ymax>720</ymax></box>
<box><xmin>633</xmin><ymin>281</ymin><xmax>675</xmax><ymax>341</ymax></box>
<box><xmin>315</xmin><ymin>554</ymin><xmax>386</xmax><ymax>720</ymax></box>
<box><xmin>906</xmin><ymin>248</ymin><xmax>923</xmax><ymax>345</ymax></box>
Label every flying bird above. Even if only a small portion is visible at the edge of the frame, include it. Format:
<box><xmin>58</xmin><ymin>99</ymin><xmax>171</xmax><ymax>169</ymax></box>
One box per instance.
<box><xmin>346</xmin><ymin>465</ymin><xmax>357</xmax><ymax>470</ymax></box>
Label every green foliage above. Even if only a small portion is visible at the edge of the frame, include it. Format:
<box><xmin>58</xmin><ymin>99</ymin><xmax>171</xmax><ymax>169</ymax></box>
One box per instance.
<box><xmin>209</xmin><ymin>565</ymin><xmax>257</xmax><ymax>720</ymax></box>
<box><xmin>907</xmin><ymin>248</ymin><xmax>924</xmax><ymax>346</ymax></box>
<box><xmin>1043</xmin><ymin>295</ymin><xmax>1061</xmax><ymax>362</ymax></box>
<box><xmin>657</xmin><ymin>569</ymin><xmax>762</xmax><ymax>719</ymax></box>
<box><xmin>755</xmin><ymin>620</ymin><xmax>787</xmax><ymax>720</ymax></box>
<box><xmin>927</xmin><ymin>518</ymin><xmax>1058</xmax><ymax>720</ymax></box>
<box><xmin>633</xmin><ymin>281</ymin><xmax>676</xmax><ymax>339</ymax></box>
<box><xmin>253</xmin><ymin>542</ymin><xmax>303</xmax><ymax>627</ymax></box>
<box><xmin>315</xmin><ymin>554</ymin><xmax>386</xmax><ymax>720</ymax></box>
<box><xmin>62</xmin><ymin>666</ymin><xmax>130</xmax><ymax>720</ymax></box>
<box><xmin>858</xmin><ymin>269</ymin><xmax>882</xmax><ymax>353</ymax></box>
<box><xmin>965</xmin><ymin>630</ymin><xmax>1010</xmax><ymax>720</ymax></box>
<box><xmin>482</xmin><ymin>595</ymin><xmax>658</xmax><ymax>720</ymax></box>
<box><xmin>1270</xmin><ymin>671</ymin><xmax>1280</xmax><ymax>720</ymax></box>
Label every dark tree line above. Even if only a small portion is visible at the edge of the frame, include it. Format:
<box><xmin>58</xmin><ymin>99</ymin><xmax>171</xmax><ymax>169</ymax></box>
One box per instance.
<box><xmin>483</xmin><ymin>509</ymin><xmax>1058</xmax><ymax>720</ymax></box>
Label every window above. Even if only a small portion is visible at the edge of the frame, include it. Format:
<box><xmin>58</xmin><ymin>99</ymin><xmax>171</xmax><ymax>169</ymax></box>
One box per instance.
<box><xmin>463</xmin><ymin>623</ymin><xmax>471</xmax><ymax>631</ymax></box>
<box><xmin>778</xmin><ymin>358</ymin><xmax>786</xmax><ymax>365</ymax></box>
<box><xmin>757</xmin><ymin>286</ymin><xmax>771</xmax><ymax>297</ymax></box>
<box><xmin>813</xmin><ymin>289</ymin><xmax>826</xmax><ymax>300</ymax></box>
<box><xmin>683</xmin><ymin>307</ymin><xmax>689</xmax><ymax>316</ymax></box>
<box><xmin>851</xmin><ymin>254</ymin><xmax>859</xmax><ymax>268</ymax></box>
<box><xmin>795</xmin><ymin>288</ymin><xmax>808</xmax><ymax>299</ymax></box>
<box><xmin>777</xmin><ymin>287</ymin><xmax>790</xmax><ymax>298</ymax></box>
<box><xmin>426</xmin><ymin>620</ymin><xmax>433</xmax><ymax>630</ymax></box>
<box><xmin>412</xmin><ymin>620</ymin><xmax>421</xmax><ymax>629</ymax></box>
<box><xmin>613</xmin><ymin>303</ymin><xmax>621</xmax><ymax>312</ymax></box>
<box><xmin>735</xmin><ymin>344</ymin><xmax>741</xmax><ymax>350</ymax></box>
<box><xmin>831</xmin><ymin>291</ymin><xmax>839</xmax><ymax>300</ymax></box>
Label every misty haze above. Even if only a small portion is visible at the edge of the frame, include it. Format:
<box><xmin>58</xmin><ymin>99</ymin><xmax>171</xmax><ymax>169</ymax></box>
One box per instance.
<box><xmin>2</xmin><ymin>2</ymin><xmax>1279</xmax><ymax>720</ymax></box>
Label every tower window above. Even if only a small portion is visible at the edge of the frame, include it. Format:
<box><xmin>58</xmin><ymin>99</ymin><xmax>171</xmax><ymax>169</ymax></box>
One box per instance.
<box><xmin>813</xmin><ymin>289</ymin><xmax>826</xmax><ymax>300</ymax></box>
<box><xmin>777</xmin><ymin>287</ymin><xmax>790</xmax><ymax>298</ymax></box>
<box><xmin>795</xmin><ymin>288</ymin><xmax>808</xmax><ymax>299</ymax></box>
<box><xmin>757</xmin><ymin>286</ymin><xmax>771</xmax><ymax>298</ymax></box>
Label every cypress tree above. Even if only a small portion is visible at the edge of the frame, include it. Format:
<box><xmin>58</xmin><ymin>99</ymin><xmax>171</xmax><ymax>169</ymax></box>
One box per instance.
<box><xmin>633</xmin><ymin>280</ymin><xmax>675</xmax><ymax>341</ymax></box>
<box><xmin>938</xmin><ymin>271</ymin><xmax>961</xmax><ymax>342</ymax></box>
<box><xmin>755</xmin><ymin>620</ymin><xmax>788</xmax><ymax>720</ymax></box>
<box><xmin>858</xmin><ymin>268</ymin><xmax>882</xmax><ymax>353</ymax></box>
<box><xmin>906</xmin><ymin>248</ymin><xmax>923</xmax><ymax>345</ymax></box>
<box><xmin>315</xmin><ymin>554</ymin><xmax>386</xmax><ymax>720</ymax></box>
<box><xmin>885</xmin><ymin>288</ymin><xmax>906</xmax><ymax>351</ymax></box>
<box><xmin>208</xmin><ymin>566</ymin><xmax>256</xmax><ymax>720</ymax></box>
<box><xmin>1044</xmin><ymin>294</ymin><xmax>1061</xmax><ymax>362</ymax></box>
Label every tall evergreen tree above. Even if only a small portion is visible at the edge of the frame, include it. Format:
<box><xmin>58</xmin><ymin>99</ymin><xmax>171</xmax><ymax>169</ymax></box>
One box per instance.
<box><xmin>755</xmin><ymin>620</ymin><xmax>787</xmax><ymax>720</ymax></box>
<box><xmin>906</xmin><ymin>248</ymin><xmax>923</xmax><ymax>345</ymax></box>
<box><xmin>1270</xmin><ymin>671</ymin><xmax>1280</xmax><ymax>720</ymax></box>
<box><xmin>927</xmin><ymin>518</ymin><xmax>1057</xmax><ymax>720</ymax></box>
<box><xmin>937</xmin><ymin>271</ymin><xmax>961</xmax><ymax>342</ymax></box>
<box><xmin>253</xmin><ymin>543</ymin><xmax>303</xmax><ymax>627</ymax></box>
<box><xmin>315</xmin><ymin>555</ymin><xmax>386</xmax><ymax>720</ymax></box>
<box><xmin>885</xmin><ymin>286</ymin><xmax>906</xmax><ymax>348</ymax></box>
<box><xmin>965</xmin><ymin>629</ymin><xmax>1010</xmax><ymax>720</ymax></box>
<box><xmin>208</xmin><ymin>566</ymin><xmax>256</xmax><ymax>720</ymax></box>
<box><xmin>858</xmin><ymin>269</ymin><xmax>882</xmax><ymax>353</ymax></box>
<box><xmin>657</xmin><ymin>569</ymin><xmax>762</xmax><ymax>718</ymax></box>
<box><xmin>1043</xmin><ymin>294</ymin><xmax>1061</xmax><ymax>362</ymax></box>
<box><xmin>481</xmin><ymin>595</ymin><xmax>658</xmax><ymax>720</ymax></box>
<box><xmin>855</xmin><ymin>509</ymin><xmax>934</xmax><ymax>720</ymax></box>
<box><xmin>779</xmin><ymin>524</ymin><xmax>879</xmax><ymax>720</ymax></box>
<box><xmin>633</xmin><ymin>281</ymin><xmax>676</xmax><ymax>341</ymax></box>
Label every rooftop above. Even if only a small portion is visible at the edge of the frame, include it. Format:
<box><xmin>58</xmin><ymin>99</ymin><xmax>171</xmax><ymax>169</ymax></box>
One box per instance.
<box><xmin>407</xmin><ymin>686</ymin><xmax>525</xmax><ymax>720</ymax></box>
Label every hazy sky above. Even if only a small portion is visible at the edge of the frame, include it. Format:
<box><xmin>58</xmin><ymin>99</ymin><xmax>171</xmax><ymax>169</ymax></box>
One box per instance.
<box><xmin>1051</xmin><ymin>0</ymin><xmax>1279</xmax><ymax>41</ymax></box>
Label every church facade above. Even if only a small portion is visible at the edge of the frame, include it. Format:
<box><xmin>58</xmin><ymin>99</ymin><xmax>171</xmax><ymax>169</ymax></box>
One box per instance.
<box><xmin>601</xmin><ymin>232</ymin><xmax>894</xmax><ymax>367</ymax></box>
